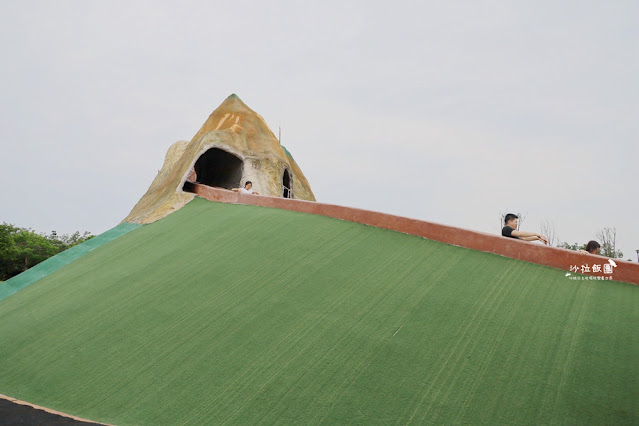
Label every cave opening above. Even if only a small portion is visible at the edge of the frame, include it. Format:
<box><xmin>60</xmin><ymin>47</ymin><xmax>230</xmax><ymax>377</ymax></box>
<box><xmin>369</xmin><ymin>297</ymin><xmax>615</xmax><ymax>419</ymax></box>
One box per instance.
<box><xmin>184</xmin><ymin>148</ymin><xmax>243</xmax><ymax>192</ymax></box>
<box><xmin>283</xmin><ymin>169</ymin><xmax>293</xmax><ymax>198</ymax></box>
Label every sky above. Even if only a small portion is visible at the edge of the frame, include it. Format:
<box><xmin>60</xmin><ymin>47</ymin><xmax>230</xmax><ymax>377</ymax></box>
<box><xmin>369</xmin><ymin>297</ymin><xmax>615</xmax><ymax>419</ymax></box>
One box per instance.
<box><xmin>1</xmin><ymin>0</ymin><xmax>637</xmax><ymax>261</ymax></box>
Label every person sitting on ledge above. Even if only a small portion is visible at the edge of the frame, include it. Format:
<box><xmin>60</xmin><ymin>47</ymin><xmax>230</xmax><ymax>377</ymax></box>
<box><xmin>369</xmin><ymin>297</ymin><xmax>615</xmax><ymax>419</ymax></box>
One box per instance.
<box><xmin>232</xmin><ymin>181</ymin><xmax>259</xmax><ymax>195</ymax></box>
<box><xmin>579</xmin><ymin>240</ymin><xmax>601</xmax><ymax>255</ymax></box>
<box><xmin>501</xmin><ymin>213</ymin><xmax>548</xmax><ymax>245</ymax></box>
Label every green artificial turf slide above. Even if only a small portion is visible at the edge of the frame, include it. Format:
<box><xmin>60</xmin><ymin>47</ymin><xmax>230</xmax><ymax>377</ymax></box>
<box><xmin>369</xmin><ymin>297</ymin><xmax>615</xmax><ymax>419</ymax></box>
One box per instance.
<box><xmin>0</xmin><ymin>222</ymin><xmax>140</xmax><ymax>303</ymax></box>
<box><xmin>0</xmin><ymin>197</ymin><xmax>636</xmax><ymax>424</ymax></box>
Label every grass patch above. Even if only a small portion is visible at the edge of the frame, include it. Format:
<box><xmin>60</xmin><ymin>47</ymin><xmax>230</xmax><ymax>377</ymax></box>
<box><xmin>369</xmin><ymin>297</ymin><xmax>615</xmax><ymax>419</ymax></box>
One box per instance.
<box><xmin>0</xmin><ymin>198</ymin><xmax>636</xmax><ymax>424</ymax></box>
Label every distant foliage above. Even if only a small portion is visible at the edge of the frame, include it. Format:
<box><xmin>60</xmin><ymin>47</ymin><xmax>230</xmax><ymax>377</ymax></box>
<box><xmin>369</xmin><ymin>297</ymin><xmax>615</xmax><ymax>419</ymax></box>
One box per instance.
<box><xmin>0</xmin><ymin>223</ymin><xmax>94</xmax><ymax>280</ymax></box>
<box><xmin>595</xmin><ymin>227</ymin><xmax>623</xmax><ymax>259</ymax></box>
<box><xmin>559</xmin><ymin>234</ymin><xmax>623</xmax><ymax>259</ymax></box>
<box><xmin>558</xmin><ymin>242</ymin><xmax>587</xmax><ymax>252</ymax></box>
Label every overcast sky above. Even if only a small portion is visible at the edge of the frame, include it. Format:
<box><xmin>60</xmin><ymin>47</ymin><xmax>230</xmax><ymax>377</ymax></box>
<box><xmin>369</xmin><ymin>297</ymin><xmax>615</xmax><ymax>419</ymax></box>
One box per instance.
<box><xmin>1</xmin><ymin>1</ymin><xmax>637</xmax><ymax>261</ymax></box>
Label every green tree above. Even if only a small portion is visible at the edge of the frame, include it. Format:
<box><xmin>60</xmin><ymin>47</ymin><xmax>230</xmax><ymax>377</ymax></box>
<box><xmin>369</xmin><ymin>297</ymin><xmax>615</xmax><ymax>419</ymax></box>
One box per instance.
<box><xmin>0</xmin><ymin>222</ymin><xmax>94</xmax><ymax>280</ymax></box>
<box><xmin>45</xmin><ymin>230</ymin><xmax>67</xmax><ymax>252</ymax></box>
<box><xmin>45</xmin><ymin>230</ymin><xmax>94</xmax><ymax>250</ymax></box>
<box><xmin>0</xmin><ymin>223</ymin><xmax>19</xmax><ymax>279</ymax></box>
<box><xmin>12</xmin><ymin>230</ymin><xmax>58</xmax><ymax>272</ymax></box>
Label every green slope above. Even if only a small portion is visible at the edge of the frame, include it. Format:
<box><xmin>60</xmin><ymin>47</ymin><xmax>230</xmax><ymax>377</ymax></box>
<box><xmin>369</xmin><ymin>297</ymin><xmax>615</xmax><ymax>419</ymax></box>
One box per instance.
<box><xmin>0</xmin><ymin>222</ymin><xmax>140</xmax><ymax>303</ymax></box>
<box><xmin>0</xmin><ymin>197</ymin><xmax>636</xmax><ymax>425</ymax></box>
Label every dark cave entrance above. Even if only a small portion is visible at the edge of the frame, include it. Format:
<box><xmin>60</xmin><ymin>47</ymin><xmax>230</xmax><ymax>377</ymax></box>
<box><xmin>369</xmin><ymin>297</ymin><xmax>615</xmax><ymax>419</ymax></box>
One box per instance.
<box><xmin>185</xmin><ymin>148</ymin><xmax>243</xmax><ymax>191</ymax></box>
<box><xmin>283</xmin><ymin>169</ymin><xmax>293</xmax><ymax>198</ymax></box>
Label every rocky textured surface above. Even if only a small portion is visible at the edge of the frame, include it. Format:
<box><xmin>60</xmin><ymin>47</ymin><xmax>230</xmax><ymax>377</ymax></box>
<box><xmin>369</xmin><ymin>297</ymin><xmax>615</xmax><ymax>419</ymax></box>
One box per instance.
<box><xmin>123</xmin><ymin>94</ymin><xmax>315</xmax><ymax>224</ymax></box>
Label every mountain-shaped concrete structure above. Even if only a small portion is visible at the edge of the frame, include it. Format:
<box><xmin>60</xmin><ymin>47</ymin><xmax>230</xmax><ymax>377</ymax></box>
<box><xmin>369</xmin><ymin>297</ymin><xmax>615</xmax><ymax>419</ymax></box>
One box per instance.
<box><xmin>124</xmin><ymin>94</ymin><xmax>315</xmax><ymax>224</ymax></box>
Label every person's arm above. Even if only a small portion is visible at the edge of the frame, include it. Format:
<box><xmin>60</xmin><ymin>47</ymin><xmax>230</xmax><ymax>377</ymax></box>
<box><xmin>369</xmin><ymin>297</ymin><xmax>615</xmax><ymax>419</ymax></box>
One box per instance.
<box><xmin>231</xmin><ymin>188</ymin><xmax>240</xmax><ymax>192</ymax></box>
<box><xmin>511</xmin><ymin>230</ymin><xmax>536</xmax><ymax>238</ymax></box>
<box><xmin>513</xmin><ymin>231</ymin><xmax>548</xmax><ymax>244</ymax></box>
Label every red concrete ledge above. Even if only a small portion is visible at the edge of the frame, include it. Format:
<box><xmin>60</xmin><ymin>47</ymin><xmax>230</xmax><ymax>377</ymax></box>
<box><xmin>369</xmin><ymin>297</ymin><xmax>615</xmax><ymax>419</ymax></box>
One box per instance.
<box><xmin>191</xmin><ymin>184</ymin><xmax>639</xmax><ymax>286</ymax></box>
